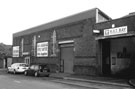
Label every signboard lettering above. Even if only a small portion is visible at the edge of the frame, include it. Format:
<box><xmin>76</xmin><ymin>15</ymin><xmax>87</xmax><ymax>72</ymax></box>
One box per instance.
<box><xmin>104</xmin><ymin>26</ymin><xmax>127</xmax><ymax>36</ymax></box>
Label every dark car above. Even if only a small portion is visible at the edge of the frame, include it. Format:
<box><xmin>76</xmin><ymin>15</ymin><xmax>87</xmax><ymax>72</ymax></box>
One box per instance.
<box><xmin>24</xmin><ymin>64</ymin><xmax>50</xmax><ymax>77</ymax></box>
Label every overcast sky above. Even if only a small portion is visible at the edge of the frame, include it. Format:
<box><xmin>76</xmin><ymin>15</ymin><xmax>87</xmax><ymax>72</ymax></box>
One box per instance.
<box><xmin>0</xmin><ymin>0</ymin><xmax>135</xmax><ymax>45</ymax></box>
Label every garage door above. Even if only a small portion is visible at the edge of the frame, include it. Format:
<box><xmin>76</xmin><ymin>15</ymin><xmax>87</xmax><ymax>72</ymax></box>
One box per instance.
<box><xmin>61</xmin><ymin>46</ymin><xmax>74</xmax><ymax>73</ymax></box>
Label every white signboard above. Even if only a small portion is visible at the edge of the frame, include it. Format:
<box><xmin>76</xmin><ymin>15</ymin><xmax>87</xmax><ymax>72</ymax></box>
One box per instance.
<box><xmin>13</xmin><ymin>46</ymin><xmax>19</xmax><ymax>57</ymax></box>
<box><xmin>37</xmin><ymin>42</ymin><xmax>48</xmax><ymax>57</ymax></box>
<box><xmin>104</xmin><ymin>26</ymin><xmax>127</xmax><ymax>36</ymax></box>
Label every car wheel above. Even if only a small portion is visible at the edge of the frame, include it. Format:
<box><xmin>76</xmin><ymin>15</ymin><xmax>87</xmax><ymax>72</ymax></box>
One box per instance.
<box><xmin>24</xmin><ymin>71</ymin><xmax>28</xmax><ymax>76</ymax></box>
<box><xmin>34</xmin><ymin>72</ymin><xmax>38</xmax><ymax>77</ymax></box>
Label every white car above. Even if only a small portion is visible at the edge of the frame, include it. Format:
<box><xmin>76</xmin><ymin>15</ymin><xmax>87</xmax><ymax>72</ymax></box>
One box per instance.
<box><xmin>7</xmin><ymin>63</ymin><xmax>29</xmax><ymax>74</ymax></box>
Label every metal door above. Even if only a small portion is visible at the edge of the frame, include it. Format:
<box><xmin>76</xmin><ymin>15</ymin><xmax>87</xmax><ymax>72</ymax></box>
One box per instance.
<box><xmin>60</xmin><ymin>46</ymin><xmax>74</xmax><ymax>73</ymax></box>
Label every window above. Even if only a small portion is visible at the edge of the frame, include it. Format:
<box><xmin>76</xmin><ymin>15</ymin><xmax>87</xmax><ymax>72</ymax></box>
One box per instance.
<box><xmin>19</xmin><ymin>64</ymin><xmax>28</xmax><ymax>67</ymax></box>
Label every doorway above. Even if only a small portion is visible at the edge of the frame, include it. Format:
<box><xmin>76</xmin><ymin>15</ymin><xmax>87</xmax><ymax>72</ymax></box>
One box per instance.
<box><xmin>101</xmin><ymin>39</ymin><xmax>111</xmax><ymax>75</ymax></box>
<box><xmin>24</xmin><ymin>56</ymin><xmax>30</xmax><ymax>65</ymax></box>
<box><xmin>60</xmin><ymin>45</ymin><xmax>74</xmax><ymax>73</ymax></box>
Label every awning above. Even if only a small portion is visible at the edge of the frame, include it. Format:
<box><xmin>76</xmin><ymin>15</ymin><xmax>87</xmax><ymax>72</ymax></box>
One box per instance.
<box><xmin>95</xmin><ymin>33</ymin><xmax>135</xmax><ymax>40</ymax></box>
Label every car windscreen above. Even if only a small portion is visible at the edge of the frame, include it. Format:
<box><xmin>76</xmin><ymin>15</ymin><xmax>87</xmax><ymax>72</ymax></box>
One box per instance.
<box><xmin>19</xmin><ymin>64</ymin><xmax>28</xmax><ymax>67</ymax></box>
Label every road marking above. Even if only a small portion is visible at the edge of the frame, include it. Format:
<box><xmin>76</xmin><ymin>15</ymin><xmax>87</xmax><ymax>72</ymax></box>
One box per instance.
<box><xmin>14</xmin><ymin>80</ymin><xmax>21</xmax><ymax>83</ymax></box>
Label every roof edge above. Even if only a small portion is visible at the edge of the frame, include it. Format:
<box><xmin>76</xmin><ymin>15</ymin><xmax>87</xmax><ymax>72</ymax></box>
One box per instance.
<box><xmin>13</xmin><ymin>8</ymin><xmax>98</xmax><ymax>37</ymax></box>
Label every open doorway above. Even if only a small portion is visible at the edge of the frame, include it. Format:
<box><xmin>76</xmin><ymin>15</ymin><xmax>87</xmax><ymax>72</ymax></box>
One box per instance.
<box><xmin>100</xmin><ymin>37</ymin><xmax>135</xmax><ymax>78</ymax></box>
<box><xmin>101</xmin><ymin>39</ymin><xmax>111</xmax><ymax>75</ymax></box>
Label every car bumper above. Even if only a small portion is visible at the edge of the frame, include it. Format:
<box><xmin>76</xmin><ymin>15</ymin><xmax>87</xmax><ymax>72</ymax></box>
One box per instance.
<box><xmin>16</xmin><ymin>69</ymin><xmax>26</xmax><ymax>73</ymax></box>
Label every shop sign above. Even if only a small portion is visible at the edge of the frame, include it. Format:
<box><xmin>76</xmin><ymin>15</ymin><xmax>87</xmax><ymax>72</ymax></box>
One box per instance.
<box><xmin>104</xmin><ymin>26</ymin><xmax>127</xmax><ymax>36</ymax></box>
<box><xmin>37</xmin><ymin>42</ymin><xmax>48</xmax><ymax>57</ymax></box>
<box><xmin>13</xmin><ymin>46</ymin><xmax>19</xmax><ymax>57</ymax></box>
<box><xmin>22</xmin><ymin>52</ymin><xmax>29</xmax><ymax>55</ymax></box>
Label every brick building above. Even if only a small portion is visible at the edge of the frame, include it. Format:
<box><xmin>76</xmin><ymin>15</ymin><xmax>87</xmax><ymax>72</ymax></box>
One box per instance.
<box><xmin>12</xmin><ymin>8</ymin><xmax>111</xmax><ymax>75</ymax></box>
<box><xmin>94</xmin><ymin>13</ymin><xmax>135</xmax><ymax>77</ymax></box>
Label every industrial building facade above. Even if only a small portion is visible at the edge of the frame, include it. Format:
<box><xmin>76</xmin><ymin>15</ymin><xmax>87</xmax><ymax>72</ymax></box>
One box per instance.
<box><xmin>95</xmin><ymin>14</ymin><xmax>135</xmax><ymax>77</ymax></box>
<box><xmin>12</xmin><ymin>8</ymin><xmax>112</xmax><ymax>75</ymax></box>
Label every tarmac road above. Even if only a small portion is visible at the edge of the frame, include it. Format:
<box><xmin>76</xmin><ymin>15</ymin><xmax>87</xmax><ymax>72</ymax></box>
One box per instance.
<box><xmin>0</xmin><ymin>71</ymin><xmax>95</xmax><ymax>89</ymax></box>
<box><xmin>0</xmin><ymin>69</ymin><xmax>133</xmax><ymax>89</ymax></box>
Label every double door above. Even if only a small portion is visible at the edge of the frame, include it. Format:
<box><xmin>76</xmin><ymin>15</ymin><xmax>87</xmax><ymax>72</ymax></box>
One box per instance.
<box><xmin>24</xmin><ymin>56</ymin><xmax>30</xmax><ymax>65</ymax></box>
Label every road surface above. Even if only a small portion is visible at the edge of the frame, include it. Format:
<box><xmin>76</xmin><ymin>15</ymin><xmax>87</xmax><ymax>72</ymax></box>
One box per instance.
<box><xmin>0</xmin><ymin>69</ymin><xmax>133</xmax><ymax>89</ymax></box>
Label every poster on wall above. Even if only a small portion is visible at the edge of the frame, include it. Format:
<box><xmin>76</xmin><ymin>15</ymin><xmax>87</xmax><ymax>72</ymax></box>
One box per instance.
<box><xmin>37</xmin><ymin>42</ymin><xmax>48</xmax><ymax>57</ymax></box>
<box><xmin>13</xmin><ymin>46</ymin><xmax>19</xmax><ymax>57</ymax></box>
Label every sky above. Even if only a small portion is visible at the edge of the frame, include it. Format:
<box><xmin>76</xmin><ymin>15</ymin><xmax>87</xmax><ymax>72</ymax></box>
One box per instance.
<box><xmin>0</xmin><ymin>0</ymin><xmax>135</xmax><ymax>45</ymax></box>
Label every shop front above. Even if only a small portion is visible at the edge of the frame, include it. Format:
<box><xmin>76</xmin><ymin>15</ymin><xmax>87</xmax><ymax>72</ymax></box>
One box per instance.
<box><xmin>99</xmin><ymin>37</ymin><xmax>135</xmax><ymax>77</ymax></box>
<box><xmin>95</xmin><ymin>16</ymin><xmax>135</xmax><ymax>77</ymax></box>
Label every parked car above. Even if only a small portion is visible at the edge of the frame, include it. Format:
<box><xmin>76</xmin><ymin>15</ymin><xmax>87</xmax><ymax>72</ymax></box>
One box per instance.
<box><xmin>24</xmin><ymin>64</ymin><xmax>50</xmax><ymax>77</ymax></box>
<box><xmin>7</xmin><ymin>63</ymin><xmax>29</xmax><ymax>74</ymax></box>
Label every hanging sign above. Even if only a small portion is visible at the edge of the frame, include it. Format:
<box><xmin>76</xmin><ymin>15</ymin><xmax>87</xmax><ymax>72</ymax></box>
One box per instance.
<box><xmin>37</xmin><ymin>42</ymin><xmax>48</xmax><ymax>57</ymax></box>
<box><xmin>13</xmin><ymin>46</ymin><xmax>19</xmax><ymax>57</ymax></box>
<box><xmin>104</xmin><ymin>26</ymin><xmax>127</xmax><ymax>36</ymax></box>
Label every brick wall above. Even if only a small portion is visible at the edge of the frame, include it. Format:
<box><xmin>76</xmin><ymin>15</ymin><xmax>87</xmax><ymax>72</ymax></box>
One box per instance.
<box><xmin>73</xmin><ymin>18</ymin><xmax>98</xmax><ymax>75</ymax></box>
<box><xmin>13</xmin><ymin>18</ymin><xmax>98</xmax><ymax>74</ymax></box>
<box><xmin>95</xmin><ymin>15</ymin><xmax>135</xmax><ymax>36</ymax></box>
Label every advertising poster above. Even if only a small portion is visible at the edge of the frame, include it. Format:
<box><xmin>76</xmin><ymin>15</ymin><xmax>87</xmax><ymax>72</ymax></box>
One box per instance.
<box><xmin>13</xmin><ymin>46</ymin><xmax>19</xmax><ymax>57</ymax></box>
<box><xmin>37</xmin><ymin>42</ymin><xmax>48</xmax><ymax>57</ymax></box>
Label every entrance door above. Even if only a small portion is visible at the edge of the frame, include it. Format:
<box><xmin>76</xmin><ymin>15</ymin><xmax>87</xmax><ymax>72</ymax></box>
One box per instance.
<box><xmin>60</xmin><ymin>46</ymin><xmax>74</xmax><ymax>73</ymax></box>
<box><xmin>24</xmin><ymin>56</ymin><xmax>30</xmax><ymax>65</ymax></box>
<box><xmin>102</xmin><ymin>39</ymin><xmax>111</xmax><ymax>75</ymax></box>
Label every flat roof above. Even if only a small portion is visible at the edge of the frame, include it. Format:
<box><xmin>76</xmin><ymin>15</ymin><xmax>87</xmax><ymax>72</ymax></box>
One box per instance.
<box><xmin>13</xmin><ymin>8</ymin><xmax>110</xmax><ymax>37</ymax></box>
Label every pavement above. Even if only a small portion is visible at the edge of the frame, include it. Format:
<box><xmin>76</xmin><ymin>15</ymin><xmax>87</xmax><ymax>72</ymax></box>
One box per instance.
<box><xmin>50</xmin><ymin>73</ymin><xmax>131</xmax><ymax>87</ymax></box>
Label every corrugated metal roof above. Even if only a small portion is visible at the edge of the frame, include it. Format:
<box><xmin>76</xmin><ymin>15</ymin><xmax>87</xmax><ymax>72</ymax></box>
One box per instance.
<box><xmin>13</xmin><ymin>8</ymin><xmax>110</xmax><ymax>37</ymax></box>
